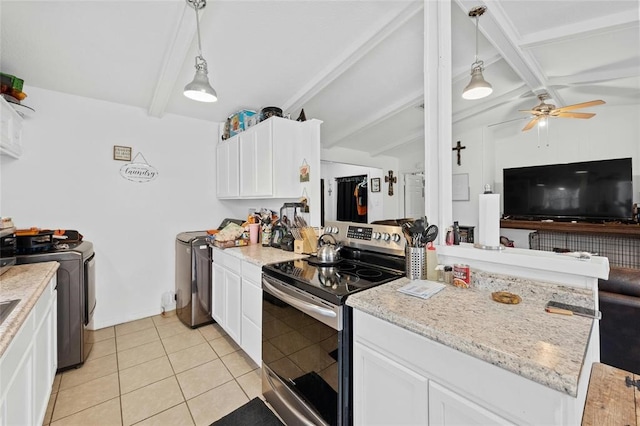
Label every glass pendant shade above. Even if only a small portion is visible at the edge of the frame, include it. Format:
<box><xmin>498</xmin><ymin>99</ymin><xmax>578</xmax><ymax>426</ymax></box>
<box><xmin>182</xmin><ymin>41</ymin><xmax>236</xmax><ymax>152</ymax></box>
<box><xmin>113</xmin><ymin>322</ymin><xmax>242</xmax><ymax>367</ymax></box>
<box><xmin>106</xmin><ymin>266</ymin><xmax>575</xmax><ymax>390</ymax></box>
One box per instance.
<box><xmin>184</xmin><ymin>68</ymin><xmax>217</xmax><ymax>102</ymax></box>
<box><xmin>462</xmin><ymin>66</ymin><xmax>493</xmax><ymax>100</ymax></box>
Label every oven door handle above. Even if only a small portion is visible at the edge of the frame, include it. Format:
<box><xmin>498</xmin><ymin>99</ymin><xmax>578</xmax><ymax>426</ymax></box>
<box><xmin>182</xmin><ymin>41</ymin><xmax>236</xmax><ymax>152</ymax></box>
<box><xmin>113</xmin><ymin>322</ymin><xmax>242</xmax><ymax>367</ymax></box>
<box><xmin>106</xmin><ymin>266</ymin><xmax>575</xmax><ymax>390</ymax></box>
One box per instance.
<box><xmin>262</xmin><ymin>279</ymin><xmax>337</xmax><ymax>319</ymax></box>
<box><xmin>264</xmin><ymin>367</ymin><xmax>317</xmax><ymax>426</ymax></box>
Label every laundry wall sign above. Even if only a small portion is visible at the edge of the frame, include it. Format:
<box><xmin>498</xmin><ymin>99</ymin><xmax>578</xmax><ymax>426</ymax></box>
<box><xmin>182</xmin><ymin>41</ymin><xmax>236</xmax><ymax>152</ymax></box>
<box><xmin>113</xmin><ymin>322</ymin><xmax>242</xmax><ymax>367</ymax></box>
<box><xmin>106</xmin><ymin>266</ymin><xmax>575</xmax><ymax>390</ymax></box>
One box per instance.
<box><xmin>120</xmin><ymin>152</ymin><xmax>158</xmax><ymax>183</ymax></box>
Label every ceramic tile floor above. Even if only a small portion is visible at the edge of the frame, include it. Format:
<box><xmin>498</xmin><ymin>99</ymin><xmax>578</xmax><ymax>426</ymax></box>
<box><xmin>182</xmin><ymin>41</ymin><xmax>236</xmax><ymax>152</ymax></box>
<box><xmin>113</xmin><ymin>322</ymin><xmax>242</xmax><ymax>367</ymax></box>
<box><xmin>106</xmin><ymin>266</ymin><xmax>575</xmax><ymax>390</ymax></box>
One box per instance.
<box><xmin>42</xmin><ymin>312</ymin><xmax>268</xmax><ymax>426</ymax></box>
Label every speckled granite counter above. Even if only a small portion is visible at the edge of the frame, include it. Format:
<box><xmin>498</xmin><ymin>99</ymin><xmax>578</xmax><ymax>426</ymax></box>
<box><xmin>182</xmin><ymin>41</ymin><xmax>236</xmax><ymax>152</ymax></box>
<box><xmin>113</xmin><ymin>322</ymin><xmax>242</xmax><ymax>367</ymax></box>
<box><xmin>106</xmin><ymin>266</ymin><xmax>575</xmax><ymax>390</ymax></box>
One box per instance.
<box><xmin>346</xmin><ymin>270</ymin><xmax>595</xmax><ymax>397</ymax></box>
<box><xmin>211</xmin><ymin>244</ymin><xmax>308</xmax><ymax>266</ymax></box>
<box><xmin>0</xmin><ymin>262</ymin><xmax>59</xmax><ymax>357</ymax></box>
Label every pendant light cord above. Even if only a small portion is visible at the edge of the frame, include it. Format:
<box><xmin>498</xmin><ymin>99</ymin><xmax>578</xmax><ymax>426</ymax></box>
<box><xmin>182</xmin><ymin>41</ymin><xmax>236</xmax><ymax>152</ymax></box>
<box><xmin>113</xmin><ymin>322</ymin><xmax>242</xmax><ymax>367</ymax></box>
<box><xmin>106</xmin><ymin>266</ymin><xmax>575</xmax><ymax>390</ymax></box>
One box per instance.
<box><xmin>474</xmin><ymin>15</ymin><xmax>479</xmax><ymax>64</ymax></box>
<box><xmin>194</xmin><ymin>0</ymin><xmax>203</xmax><ymax>58</ymax></box>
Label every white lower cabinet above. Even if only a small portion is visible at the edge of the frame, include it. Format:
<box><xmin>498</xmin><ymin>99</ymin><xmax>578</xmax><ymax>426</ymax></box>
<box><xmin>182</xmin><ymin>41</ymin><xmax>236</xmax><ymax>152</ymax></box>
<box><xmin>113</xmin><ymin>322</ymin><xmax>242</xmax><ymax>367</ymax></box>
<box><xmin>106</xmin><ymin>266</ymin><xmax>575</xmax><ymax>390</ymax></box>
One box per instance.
<box><xmin>211</xmin><ymin>248</ymin><xmax>264</xmax><ymax>367</ymax></box>
<box><xmin>240</xmin><ymin>262</ymin><xmax>262</xmax><ymax>365</ymax></box>
<box><xmin>353</xmin><ymin>342</ymin><xmax>429</xmax><ymax>425</ymax></box>
<box><xmin>211</xmin><ymin>250</ymin><xmax>242</xmax><ymax>345</ymax></box>
<box><xmin>353</xmin><ymin>310</ymin><xmax>583</xmax><ymax>425</ymax></box>
<box><xmin>429</xmin><ymin>381</ymin><xmax>514</xmax><ymax>426</ymax></box>
<box><xmin>0</xmin><ymin>275</ymin><xmax>57</xmax><ymax>426</ymax></box>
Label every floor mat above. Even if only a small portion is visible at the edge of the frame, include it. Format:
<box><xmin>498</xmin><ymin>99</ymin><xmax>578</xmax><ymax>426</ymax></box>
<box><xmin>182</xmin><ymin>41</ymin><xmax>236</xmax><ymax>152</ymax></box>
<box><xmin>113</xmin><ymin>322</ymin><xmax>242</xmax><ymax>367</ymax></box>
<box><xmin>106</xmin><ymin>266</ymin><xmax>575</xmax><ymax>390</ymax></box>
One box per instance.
<box><xmin>211</xmin><ymin>397</ymin><xmax>283</xmax><ymax>426</ymax></box>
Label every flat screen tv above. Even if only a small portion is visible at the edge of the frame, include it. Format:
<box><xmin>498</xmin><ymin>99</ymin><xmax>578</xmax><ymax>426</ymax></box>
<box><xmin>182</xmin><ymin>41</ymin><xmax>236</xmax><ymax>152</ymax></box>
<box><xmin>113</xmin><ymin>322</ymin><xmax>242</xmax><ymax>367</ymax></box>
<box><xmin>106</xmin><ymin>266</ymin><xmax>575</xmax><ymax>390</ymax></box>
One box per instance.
<box><xmin>503</xmin><ymin>158</ymin><xmax>633</xmax><ymax>222</ymax></box>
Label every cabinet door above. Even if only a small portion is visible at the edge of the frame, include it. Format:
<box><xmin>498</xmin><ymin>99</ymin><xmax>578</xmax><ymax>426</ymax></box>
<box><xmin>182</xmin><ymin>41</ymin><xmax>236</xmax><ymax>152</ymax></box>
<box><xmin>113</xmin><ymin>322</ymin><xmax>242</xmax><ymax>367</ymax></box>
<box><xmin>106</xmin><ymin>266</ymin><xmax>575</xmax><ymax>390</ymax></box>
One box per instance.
<box><xmin>429</xmin><ymin>381</ymin><xmax>514</xmax><ymax>426</ymax></box>
<box><xmin>0</xmin><ymin>97</ymin><xmax>23</xmax><ymax>158</ymax></box>
<box><xmin>212</xmin><ymin>262</ymin><xmax>226</xmax><ymax>325</ymax></box>
<box><xmin>353</xmin><ymin>342</ymin><xmax>429</xmax><ymax>426</ymax></box>
<box><xmin>216</xmin><ymin>139</ymin><xmax>239</xmax><ymax>198</ymax></box>
<box><xmin>239</xmin><ymin>123</ymin><xmax>273</xmax><ymax>197</ymax></box>
<box><xmin>241</xmin><ymin>275</ymin><xmax>262</xmax><ymax>365</ymax></box>
<box><xmin>225</xmin><ymin>270</ymin><xmax>242</xmax><ymax>345</ymax></box>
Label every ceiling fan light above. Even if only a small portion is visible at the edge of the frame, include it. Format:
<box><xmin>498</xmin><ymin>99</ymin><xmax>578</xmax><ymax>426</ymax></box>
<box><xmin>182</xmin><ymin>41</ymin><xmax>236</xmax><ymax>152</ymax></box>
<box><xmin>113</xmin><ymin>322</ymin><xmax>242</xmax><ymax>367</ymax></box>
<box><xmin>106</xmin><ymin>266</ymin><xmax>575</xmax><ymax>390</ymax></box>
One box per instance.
<box><xmin>184</xmin><ymin>68</ymin><xmax>218</xmax><ymax>102</ymax></box>
<box><xmin>462</xmin><ymin>67</ymin><xmax>493</xmax><ymax>100</ymax></box>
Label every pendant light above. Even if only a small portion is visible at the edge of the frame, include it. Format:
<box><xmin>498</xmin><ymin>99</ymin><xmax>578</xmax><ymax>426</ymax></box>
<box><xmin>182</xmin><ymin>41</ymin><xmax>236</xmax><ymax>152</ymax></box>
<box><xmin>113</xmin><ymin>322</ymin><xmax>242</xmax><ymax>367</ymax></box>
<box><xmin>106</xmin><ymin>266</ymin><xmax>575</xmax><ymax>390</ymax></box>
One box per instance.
<box><xmin>184</xmin><ymin>0</ymin><xmax>218</xmax><ymax>103</ymax></box>
<box><xmin>462</xmin><ymin>6</ymin><xmax>492</xmax><ymax>100</ymax></box>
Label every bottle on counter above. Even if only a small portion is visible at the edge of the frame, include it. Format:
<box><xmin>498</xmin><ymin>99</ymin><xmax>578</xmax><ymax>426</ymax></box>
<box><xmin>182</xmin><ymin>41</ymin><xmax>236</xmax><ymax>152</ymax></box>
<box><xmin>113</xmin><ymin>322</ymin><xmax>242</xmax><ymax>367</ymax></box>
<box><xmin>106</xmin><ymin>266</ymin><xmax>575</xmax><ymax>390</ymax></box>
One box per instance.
<box><xmin>444</xmin><ymin>266</ymin><xmax>453</xmax><ymax>284</ymax></box>
<box><xmin>453</xmin><ymin>221</ymin><xmax>460</xmax><ymax>245</ymax></box>
<box><xmin>445</xmin><ymin>227</ymin><xmax>454</xmax><ymax>245</ymax></box>
<box><xmin>426</xmin><ymin>245</ymin><xmax>438</xmax><ymax>281</ymax></box>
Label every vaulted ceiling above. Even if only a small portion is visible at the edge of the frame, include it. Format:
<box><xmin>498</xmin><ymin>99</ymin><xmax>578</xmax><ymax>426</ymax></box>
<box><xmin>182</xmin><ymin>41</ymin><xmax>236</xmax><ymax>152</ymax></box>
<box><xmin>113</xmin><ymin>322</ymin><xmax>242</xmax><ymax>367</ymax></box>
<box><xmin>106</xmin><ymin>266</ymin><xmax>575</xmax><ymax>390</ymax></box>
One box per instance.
<box><xmin>1</xmin><ymin>0</ymin><xmax>638</xmax><ymax>160</ymax></box>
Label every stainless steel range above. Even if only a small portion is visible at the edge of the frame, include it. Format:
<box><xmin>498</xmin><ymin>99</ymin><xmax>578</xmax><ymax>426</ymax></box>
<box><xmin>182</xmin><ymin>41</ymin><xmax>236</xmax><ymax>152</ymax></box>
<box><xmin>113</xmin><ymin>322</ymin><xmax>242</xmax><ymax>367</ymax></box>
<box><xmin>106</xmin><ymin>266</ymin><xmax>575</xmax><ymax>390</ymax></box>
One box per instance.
<box><xmin>261</xmin><ymin>221</ymin><xmax>405</xmax><ymax>426</ymax></box>
<box><xmin>16</xmin><ymin>240</ymin><xmax>96</xmax><ymax>371</ymax></box>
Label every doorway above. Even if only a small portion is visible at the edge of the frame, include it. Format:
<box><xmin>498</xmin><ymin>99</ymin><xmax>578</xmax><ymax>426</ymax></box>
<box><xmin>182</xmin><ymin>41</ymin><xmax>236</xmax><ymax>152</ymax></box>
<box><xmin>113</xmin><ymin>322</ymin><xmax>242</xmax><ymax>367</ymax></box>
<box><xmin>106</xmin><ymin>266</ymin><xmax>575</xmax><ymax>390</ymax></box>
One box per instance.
<box><xmin>404</xmin><ymin>172</ymin><xmax>425</xmax><ymax>219</ymax></box>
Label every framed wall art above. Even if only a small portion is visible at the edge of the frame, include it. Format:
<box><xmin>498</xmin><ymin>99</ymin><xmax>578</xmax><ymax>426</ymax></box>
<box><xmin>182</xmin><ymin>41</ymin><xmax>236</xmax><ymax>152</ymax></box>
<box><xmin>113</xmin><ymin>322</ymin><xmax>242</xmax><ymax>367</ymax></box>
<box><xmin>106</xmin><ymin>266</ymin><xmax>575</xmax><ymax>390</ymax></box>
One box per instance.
<box><xmin>113</xmin><ymin>145</ymin><xmax>132</xmax><ymax>161</ymax></box>
<box><xmin>371</xmin><ymin>177</ymin><xmax>381</xmax><ymax>193</ymax></box>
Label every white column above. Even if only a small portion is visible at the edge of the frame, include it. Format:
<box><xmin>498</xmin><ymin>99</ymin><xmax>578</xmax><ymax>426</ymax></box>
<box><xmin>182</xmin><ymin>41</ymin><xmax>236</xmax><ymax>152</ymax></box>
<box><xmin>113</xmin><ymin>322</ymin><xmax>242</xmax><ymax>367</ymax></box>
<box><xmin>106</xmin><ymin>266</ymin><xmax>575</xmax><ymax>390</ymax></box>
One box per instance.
<box><xmin>424</xmin><ymin>0</ymin><xmax>453</xmax><ymax>242</ymax></box>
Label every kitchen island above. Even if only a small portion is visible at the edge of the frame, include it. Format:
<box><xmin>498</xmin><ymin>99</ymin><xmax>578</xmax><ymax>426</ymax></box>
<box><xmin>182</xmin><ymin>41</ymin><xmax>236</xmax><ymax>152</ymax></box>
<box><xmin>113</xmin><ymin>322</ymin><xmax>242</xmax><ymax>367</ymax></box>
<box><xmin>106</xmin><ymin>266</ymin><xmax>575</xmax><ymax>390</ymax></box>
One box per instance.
<box><xmin>347</xmin><ymin>247</ymin><xmax>608</xmax><ymax>425</ymax></box>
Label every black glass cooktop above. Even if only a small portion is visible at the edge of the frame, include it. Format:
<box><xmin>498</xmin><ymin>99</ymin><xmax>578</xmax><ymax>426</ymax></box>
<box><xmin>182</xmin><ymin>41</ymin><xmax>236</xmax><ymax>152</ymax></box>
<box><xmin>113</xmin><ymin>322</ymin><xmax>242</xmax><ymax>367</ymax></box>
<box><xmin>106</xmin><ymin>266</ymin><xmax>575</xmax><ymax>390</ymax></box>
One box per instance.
<box><xmin>262</xmin><ymin>255</ymin><xmax>404</xmax><ymax>305</ymax></box>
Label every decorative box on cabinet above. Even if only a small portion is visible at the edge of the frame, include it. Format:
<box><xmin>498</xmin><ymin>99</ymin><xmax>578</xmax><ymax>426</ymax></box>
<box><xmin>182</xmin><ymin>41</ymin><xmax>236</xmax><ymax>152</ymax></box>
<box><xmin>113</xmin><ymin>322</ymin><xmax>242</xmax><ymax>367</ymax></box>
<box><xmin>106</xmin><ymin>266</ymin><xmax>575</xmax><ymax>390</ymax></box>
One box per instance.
<box><xmin>0</xmin><ymin>96</ymin><xmax>24</xmax><ymax>158</ymax></box>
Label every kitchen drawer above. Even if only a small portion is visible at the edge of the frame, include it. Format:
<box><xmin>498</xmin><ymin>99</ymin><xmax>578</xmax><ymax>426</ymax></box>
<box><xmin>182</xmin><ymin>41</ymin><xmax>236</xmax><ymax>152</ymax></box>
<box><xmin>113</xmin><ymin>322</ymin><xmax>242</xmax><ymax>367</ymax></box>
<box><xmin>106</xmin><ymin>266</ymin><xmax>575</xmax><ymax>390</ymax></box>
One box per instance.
<box><xmin>241</xmin><ymin>261</ymin><xmax>262</xmax><ymax>285</ymax></box>
<box><xmin>213</xmin><ymin>249</ymin><xmax>242</xmax><ymax>273</ymax></box>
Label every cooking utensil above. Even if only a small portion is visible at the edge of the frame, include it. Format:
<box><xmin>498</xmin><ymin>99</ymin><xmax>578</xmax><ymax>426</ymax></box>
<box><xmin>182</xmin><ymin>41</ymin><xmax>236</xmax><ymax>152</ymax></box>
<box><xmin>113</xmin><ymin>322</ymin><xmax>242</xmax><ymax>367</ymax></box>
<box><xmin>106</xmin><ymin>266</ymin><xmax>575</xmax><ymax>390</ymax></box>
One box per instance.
<box><xmin>316</xmin><ymin>233</ymin><xmax>342</xmax><ymax>263</ymax></box>
<box><xmin>423</xmin><ymin>225</ymin><xmax>438</xmax><ymax>244</ymax></box>
<box><xmin>402</xmin><ymin>222</ymin><xmax>413</xmax><ymax>246</ymax></box>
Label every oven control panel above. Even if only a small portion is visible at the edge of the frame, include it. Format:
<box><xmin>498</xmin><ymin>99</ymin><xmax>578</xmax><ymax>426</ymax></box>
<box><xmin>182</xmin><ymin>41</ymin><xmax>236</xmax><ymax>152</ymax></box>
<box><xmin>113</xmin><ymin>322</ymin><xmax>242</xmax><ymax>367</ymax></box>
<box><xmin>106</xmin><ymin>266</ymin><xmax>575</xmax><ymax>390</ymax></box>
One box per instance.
<box><xmin>323</xmin><ymin>221</ymin><xmax>405</xmax><ymax>256</ymax></box>
<box><xmin>346</xmin><ymin>226</ymin><xmax>372</xmax><ymax>240</ymax></box>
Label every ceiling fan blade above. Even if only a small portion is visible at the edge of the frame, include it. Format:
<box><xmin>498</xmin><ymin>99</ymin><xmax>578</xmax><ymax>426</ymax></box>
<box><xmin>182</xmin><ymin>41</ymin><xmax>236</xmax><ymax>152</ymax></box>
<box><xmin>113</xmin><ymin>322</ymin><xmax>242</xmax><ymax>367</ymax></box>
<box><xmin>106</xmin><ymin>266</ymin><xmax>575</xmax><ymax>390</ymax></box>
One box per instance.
<box><xmin>554</xmin><ymin>100</ymin><xmax>605</xmax><ymax>112</ymax></box>
<box><xmin>518</xmin><ymin>109</ymin><xmax>542</xmax><ymax>115</ymax></box>
<box><xmin>554</xmin><ymin>112</ymin><xmax>596</xmax><ymax>119</ymax></box>
<box><xmin>522</xmin><ymin>117</ymin><xmax>540</xmax><ymax>132</ymax></box>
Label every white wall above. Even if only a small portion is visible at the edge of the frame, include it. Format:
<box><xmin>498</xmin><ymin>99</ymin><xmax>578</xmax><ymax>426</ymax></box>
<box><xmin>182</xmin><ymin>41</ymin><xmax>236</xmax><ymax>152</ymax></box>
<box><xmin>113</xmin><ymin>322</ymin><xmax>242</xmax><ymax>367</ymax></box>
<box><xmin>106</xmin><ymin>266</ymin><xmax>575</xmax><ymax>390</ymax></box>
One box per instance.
<box><xmin>452</xmin><ymin>104</ymin><xmax>640</xmax><ymax>248</ymax></box>
<box><xmin>321</xmin><ymin>146</ymin><xmax>401</xmax><ymax>220</ymax></box>
<box><xmin>321</xmin><ymin>161</ymin><xmax>384</xmax><ymax>223</ymax></box>
<box><xmin>0</xmin><ymin>86</ymin><xmax>237</xmax><ymax>329</ymax></box>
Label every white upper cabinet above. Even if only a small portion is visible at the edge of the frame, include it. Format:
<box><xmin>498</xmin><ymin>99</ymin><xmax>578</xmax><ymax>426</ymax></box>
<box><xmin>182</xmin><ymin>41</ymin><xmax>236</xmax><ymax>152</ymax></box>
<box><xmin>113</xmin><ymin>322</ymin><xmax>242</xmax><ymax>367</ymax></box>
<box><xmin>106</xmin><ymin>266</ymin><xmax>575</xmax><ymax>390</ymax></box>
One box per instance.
<box><xmin>0</xmin><ymin>96</ymin><xmax>24</xmax><ymax>158</ymax></box>
<box><xmin>216</xmin><ymin>138</ymin><xmax>239</xmax><ymax>198</ymax></box>
<box><xmin>216</xmin><ymin>117</ymin><xmax>320</xmax><ymax>199</ymax></box>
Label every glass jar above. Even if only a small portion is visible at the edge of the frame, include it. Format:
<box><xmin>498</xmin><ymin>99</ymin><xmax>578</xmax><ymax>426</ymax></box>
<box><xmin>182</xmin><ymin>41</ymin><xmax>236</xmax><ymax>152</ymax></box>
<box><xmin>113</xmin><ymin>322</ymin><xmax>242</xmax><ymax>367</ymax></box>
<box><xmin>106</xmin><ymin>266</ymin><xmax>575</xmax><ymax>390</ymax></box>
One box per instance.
<box><xmin>444</xmin><ymin>266</ymin><xmax>453</xmax><ymax>284</ymax></box>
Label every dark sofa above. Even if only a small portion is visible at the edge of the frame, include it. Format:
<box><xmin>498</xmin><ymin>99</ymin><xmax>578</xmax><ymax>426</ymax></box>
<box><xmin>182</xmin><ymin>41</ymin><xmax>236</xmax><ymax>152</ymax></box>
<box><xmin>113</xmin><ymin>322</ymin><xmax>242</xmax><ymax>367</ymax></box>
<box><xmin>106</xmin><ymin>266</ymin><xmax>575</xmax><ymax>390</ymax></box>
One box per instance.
<box><xmin>598</xmin><ymin>267</ymin><xmax>640</xmax><ymax>374</ymax></box>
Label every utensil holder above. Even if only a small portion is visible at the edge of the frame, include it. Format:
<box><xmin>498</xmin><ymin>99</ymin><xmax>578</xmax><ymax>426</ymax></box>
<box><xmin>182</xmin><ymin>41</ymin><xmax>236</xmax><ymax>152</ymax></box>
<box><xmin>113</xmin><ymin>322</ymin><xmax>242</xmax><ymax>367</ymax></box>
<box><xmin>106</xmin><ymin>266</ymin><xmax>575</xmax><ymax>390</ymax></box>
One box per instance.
<box><xmin>405</xmin><ymin>246</ymin><xmax>427</xmax><ymax>280</ymax></box>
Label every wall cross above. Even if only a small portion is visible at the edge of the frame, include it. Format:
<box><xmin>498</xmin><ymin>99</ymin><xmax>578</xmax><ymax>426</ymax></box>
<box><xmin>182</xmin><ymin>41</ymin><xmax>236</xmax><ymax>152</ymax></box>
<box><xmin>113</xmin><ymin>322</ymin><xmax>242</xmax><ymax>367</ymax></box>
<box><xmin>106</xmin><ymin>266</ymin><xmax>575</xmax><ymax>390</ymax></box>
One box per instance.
<box><xmin>385</xmin><ymin>170</ymin><xmax>397</xmax><ymax>196</ymax></box>
<box><xmin>452</xmin><ymin>141</ymin><xmax>466</xmax><ymax>166</ymax></box>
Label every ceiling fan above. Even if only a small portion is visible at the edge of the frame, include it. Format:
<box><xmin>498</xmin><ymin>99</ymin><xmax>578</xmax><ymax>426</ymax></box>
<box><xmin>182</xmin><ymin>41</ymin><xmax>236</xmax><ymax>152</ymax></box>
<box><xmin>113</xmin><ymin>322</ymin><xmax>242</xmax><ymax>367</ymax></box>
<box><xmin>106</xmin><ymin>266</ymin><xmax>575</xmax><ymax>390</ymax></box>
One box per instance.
<box><xmin>519</xmin><ymin>94</ymin><xmax>605</xmax><ymax>132</ymax></box>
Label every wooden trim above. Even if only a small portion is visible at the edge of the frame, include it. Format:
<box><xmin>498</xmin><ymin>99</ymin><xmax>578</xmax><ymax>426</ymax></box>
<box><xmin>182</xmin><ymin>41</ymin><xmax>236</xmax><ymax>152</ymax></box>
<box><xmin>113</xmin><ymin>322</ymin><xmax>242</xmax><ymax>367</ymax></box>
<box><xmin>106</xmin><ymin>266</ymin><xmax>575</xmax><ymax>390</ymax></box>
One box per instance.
<box><xmin>500</xmin><ymin>219</ymin><xmax>640</xmax><ymax>237</ymax></box>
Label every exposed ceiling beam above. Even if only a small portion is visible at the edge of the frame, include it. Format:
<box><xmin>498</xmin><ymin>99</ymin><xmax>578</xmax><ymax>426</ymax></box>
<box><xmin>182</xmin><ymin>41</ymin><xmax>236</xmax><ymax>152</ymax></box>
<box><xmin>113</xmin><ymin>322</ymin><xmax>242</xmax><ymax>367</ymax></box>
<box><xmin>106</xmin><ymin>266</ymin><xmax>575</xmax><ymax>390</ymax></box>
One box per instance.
<box><xmin>454</xmin><ymin>0</ymin><xmax>565</xmax><ymax>106</ymax></box>
<box><xmin>519</xmin><ymin>11</ymin><xmax>639</xmax><ymax>48</ymax></box>
<box><xmin>148</xmin><ymin>3</ymin><xmax>197</xmax><ymax>118</ymax></box>
<box><xmin>324</xmin><ymin>89</ymin><xmax>424</xmax><ymax>148</ymax></box>
<box><xmin>282</xmin><ymin>1</ymin><xmax>424</xmax><ymax>115</ymax></box>
<box><xmin>549</xmin><ymin>65</ymin><xmax>640</xmax><ymax>86</ymax></box>
<box><xmin>370</xmin><ymin>130</ymin><xmax>424</xmax><ymax>157</ymax></box>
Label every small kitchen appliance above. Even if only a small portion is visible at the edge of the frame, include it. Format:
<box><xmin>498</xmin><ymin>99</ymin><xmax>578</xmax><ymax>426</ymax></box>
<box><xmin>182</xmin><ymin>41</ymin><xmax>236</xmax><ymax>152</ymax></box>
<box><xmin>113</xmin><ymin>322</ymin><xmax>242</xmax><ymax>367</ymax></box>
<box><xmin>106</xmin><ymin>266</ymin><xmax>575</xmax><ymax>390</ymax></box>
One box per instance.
<box><xmin>261</xmin><ymin>220</ymin><xmax>405</xmax><ymax>426</ymax></box>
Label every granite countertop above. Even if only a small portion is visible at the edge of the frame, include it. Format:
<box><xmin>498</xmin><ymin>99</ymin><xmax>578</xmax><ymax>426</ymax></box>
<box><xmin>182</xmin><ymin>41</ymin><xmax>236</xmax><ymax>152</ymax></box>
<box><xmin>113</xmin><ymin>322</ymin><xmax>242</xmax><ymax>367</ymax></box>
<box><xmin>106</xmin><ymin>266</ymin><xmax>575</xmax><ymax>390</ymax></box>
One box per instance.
<box><xmin>0</xmin><ymin>262</ymin><xmax>59</xmax><ymax>358</ymax></box>
<box><xmin>212</xmin><ymin>243</ymin><xmax>308</xmax><ymax>266</ymax></box>
<box><xmin>346</xmin><ymin>270</ymin><xmax>595</xmax><ymax>397</ymax></box>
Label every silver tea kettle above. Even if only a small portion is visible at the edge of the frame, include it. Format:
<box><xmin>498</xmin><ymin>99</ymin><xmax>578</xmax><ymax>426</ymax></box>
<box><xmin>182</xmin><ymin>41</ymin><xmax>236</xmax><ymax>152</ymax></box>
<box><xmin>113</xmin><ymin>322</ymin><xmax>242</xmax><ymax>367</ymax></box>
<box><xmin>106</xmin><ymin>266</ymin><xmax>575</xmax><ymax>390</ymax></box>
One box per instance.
<box><xmin>316</xmin><ymin>234</ymin><xmax>342</xmax><ymax>263</ymax></box>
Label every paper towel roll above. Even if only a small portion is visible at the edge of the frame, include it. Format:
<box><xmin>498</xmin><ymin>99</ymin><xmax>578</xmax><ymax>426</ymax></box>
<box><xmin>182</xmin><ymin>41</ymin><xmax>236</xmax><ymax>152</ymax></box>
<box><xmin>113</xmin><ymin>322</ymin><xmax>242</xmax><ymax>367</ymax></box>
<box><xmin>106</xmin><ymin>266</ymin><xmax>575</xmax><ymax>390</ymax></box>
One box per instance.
<box><xmin>479</xmin><ymin>193</ymin><xmax>500</xmax><ymax>247</ymax></box>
